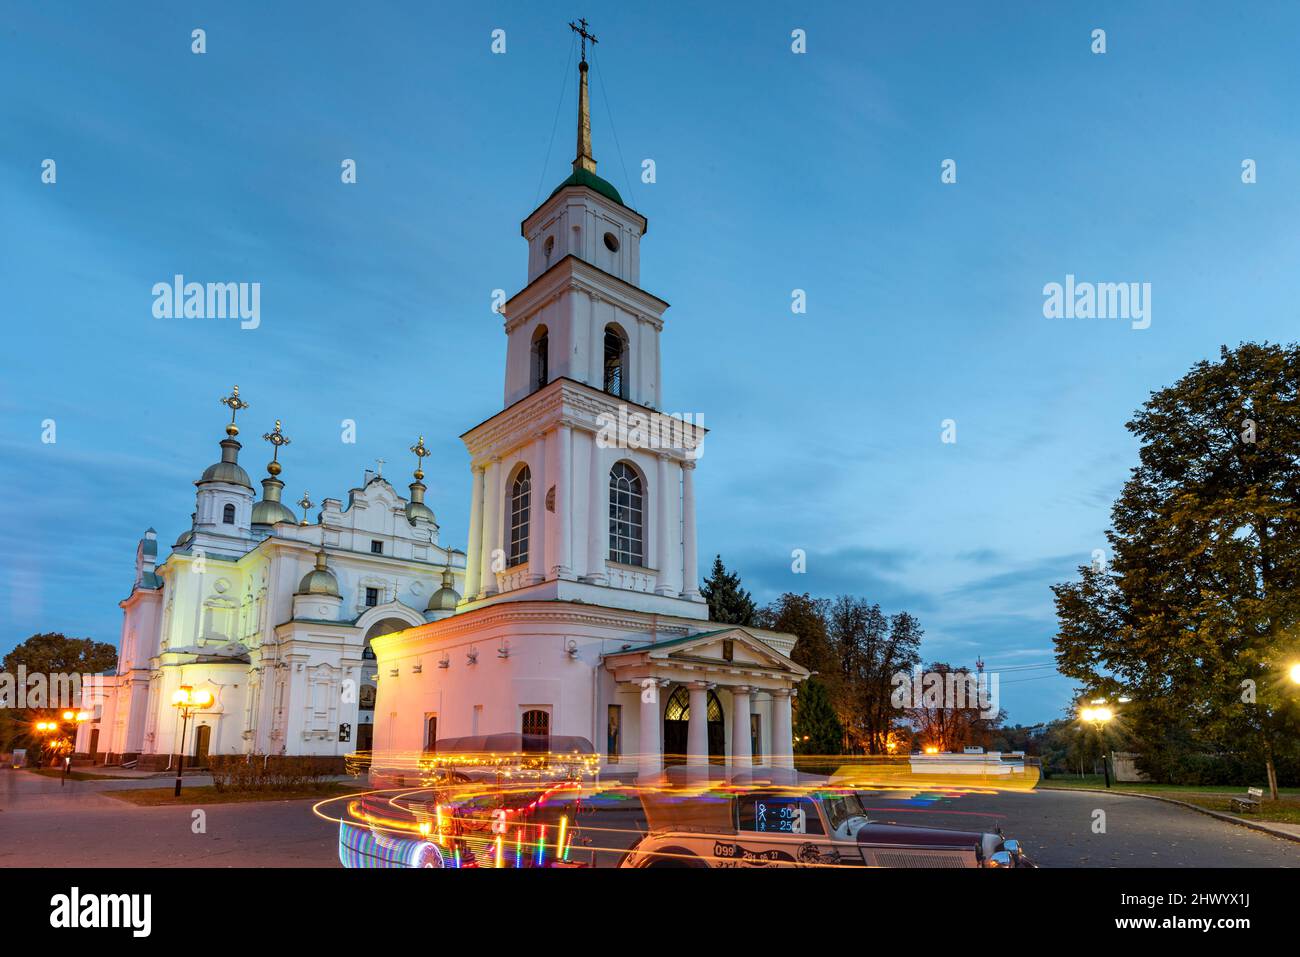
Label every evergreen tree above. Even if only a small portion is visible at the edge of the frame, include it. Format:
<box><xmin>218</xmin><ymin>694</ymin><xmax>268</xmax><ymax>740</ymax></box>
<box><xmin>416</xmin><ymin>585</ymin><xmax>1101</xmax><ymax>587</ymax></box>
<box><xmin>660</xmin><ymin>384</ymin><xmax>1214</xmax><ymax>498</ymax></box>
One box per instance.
<box><xmin>793</xmin><ymin>678</ymin><xmax>843</xmax><ymax>757</ymax></box>
<box><xmin>700</xmin><ymin>554</ymin><xmax>757</xmax><ymax>625</ymax></box>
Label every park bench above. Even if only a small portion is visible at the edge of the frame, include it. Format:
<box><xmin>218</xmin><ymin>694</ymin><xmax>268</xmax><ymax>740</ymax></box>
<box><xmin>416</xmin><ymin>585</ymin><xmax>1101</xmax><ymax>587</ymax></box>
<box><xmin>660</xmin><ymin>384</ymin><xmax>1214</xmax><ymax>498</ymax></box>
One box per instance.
<box><xmin>1229</xmin><ymin>787</ymin><xmax>1264</xmax><ymax>812</ymax></box>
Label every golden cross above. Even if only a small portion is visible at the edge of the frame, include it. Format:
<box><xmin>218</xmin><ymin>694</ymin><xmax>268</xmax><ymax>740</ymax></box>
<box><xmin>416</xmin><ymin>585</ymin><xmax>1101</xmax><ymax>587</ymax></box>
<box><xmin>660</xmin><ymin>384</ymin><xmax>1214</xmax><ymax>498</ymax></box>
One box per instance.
<box><xmin>219</xmin><ymin>385</ymin><xmax>250</xmax><ymax>436</ymax></box>
<box><xmin>410</xmin><ymin>435</ymin><xmax>431</xmax><ymax>479</ymax></box>
<box><xmin>296</xmin><ymin>490</ymin><xmax>314</xmax><ymax>525</ymax></box>
<box><xmin>569</xmin><ymin>17</ymin><xmax>597</xmax><ymax>62</ymax></box>
<box><xmin>262</xmin><ymin>419</ymin><xmax>291</xmax><ymax>473</ymax></box>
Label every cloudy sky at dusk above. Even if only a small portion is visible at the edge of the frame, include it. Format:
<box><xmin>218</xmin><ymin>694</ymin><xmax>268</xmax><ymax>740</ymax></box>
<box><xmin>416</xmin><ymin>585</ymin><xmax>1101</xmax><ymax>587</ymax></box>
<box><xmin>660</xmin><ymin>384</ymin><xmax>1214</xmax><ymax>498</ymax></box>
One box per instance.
<box><xmin>4</xmin><ymin>1</ymin><xmax>1300</xmax><ymax>724</ymax></box>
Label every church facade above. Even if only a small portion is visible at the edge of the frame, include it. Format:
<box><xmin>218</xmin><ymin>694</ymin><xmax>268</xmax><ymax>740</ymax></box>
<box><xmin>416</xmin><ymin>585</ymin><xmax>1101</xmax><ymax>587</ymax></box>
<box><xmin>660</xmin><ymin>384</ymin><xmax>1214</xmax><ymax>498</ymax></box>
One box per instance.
<box><xmin>370</xmin><ymin>43</ymin><xmax>808</xmax><ymax>776</ymax></box>
<box><xmin>76</xmin><ymin>408</ymin><xmax>466</xmax><ymax>769</ymax></box>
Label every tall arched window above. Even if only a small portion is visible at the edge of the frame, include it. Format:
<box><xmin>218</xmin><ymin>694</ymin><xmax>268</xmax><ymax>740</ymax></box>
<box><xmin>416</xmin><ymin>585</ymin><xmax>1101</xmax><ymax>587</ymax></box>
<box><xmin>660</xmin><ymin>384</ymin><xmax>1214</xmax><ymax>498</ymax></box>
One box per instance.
<box><xmin>531</xmin><ymin>325</ymin><xmax>549</xmax><ymax>392</ymax></box>
<box><xmin>609</xmin><ymin>462</ymin><xmax>644</xmax><ymax>566</ymax></box>
<box><xmin>508</xmin><ymin>465</ymin><xmax>531</xmax><ymax>567</ymax></box>
<box><xmin>603</xmin><ymin>325</ymin><xmax>628</xmax><ymax>398</ymax></box>
<box><xmin>222</xmin><ymin>503</ymin><xmax>236</xmax><ymax>524</ymax></box>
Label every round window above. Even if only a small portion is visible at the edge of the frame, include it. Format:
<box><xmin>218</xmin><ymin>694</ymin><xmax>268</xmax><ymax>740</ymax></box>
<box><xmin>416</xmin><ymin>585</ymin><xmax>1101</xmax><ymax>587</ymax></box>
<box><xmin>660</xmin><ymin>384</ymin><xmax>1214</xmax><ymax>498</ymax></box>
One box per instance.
<box><xmin>603</xmin><ymin>231</ymin><xmax>620</xmax><ymax>252</ymax></box>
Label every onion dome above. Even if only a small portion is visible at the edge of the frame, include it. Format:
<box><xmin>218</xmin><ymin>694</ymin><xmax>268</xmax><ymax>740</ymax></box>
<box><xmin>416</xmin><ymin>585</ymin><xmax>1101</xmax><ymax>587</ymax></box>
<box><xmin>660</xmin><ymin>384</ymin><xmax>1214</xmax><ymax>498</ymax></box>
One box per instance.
<box><xmin>296</xmin><ymin>547</ymin><xmax>340</xmax><ymax>597</ymax></box>
<box><xmin>426</xmin><ymin>565</ymin><xmax>460</xmax><ymax>613</ymax></box>
<box><xmin>253</xmin><ymin>419</ymin><xmax>297</xmax><ymax>525</ymax></box>
<box><xmin>405</xmin><ymin>435</ymin><xmax>436</xmax><ymax>524</ymax></box>
<box><xmin>199</xmin><ymin>438</ymin><xmax>253</xmax><ymax>489</ymax></box>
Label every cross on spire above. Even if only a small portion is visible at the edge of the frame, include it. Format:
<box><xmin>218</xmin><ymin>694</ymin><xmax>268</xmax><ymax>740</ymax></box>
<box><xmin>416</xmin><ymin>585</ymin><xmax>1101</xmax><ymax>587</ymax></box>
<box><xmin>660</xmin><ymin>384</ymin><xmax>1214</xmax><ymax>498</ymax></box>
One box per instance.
<box><xmin>261</xmin><ymin>419</ymin><xmax>291</xmax><ymax>476</ymax></box>
<box><xmin>568</xmin><ymin>19</ymin><xmax>599</xmax><ymax>175</ymax></box>
<box><xmin>569</xmin><ymin>17</ymin><xmax>597</xmax><ymax>63</ymax></box>
<box><xmin>219</xmin><ymin>385</ymin><xmax>249</xmax><ymax>436</ymax></box>
<box><xmin>296</xmin><ymin>490</ymin><xmax>314</xmax><ymax>526</ymax></box>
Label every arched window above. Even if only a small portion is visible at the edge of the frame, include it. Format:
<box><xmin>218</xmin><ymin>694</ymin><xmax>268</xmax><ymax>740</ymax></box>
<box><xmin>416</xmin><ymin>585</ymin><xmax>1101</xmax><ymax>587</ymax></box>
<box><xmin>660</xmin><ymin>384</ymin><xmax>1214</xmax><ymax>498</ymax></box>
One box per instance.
<box><xmin>507</xmin><ymin>465</ymin><xmax>531</xmax><ymax>567</ymax></box>
<box><xmin>222</xmin><ymin>503</ymin><xmax>236</xmax><ymax>524</ymax></box>
<box><xmin>531</xmin><ymin>326</ymin><xmax>549</xmax><ymax>392</ymax></box>
<box><xmin>521</xmin><ymin>709</ymin><xmax>550</xmax><ymax>752</ymax></box>
<box><xmin>609</xmin><ymin>462</ymin><xmax>644</xmax><ymax>566</ymax></box>
<box><xmin>603</xmin><ymin>325</ymin><xmax>628</xmax><ymax>398</ymax></box>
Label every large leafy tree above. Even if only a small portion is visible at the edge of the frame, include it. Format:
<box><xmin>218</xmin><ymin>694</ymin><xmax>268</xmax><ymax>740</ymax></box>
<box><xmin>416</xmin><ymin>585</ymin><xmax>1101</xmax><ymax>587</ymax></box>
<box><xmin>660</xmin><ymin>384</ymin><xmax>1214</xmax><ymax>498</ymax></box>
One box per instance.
<box><xmin>1053</xmin><ymin>342</ymin><xmax>1300</xmax><ymax>797</ymax></box>
<box><xmin>824</xmin><ymin>597</ymin><xmax>923</xmax><ymax>753</ymax></box>
<box><xmin>700</xmin><ymin>555</ymin><xmax>757</xmax><ymax>626</ymax></box>
<box><xmin>1</xmin><ymin>633</ymin><xmax>116</xmax><ymax>754</ymax></box>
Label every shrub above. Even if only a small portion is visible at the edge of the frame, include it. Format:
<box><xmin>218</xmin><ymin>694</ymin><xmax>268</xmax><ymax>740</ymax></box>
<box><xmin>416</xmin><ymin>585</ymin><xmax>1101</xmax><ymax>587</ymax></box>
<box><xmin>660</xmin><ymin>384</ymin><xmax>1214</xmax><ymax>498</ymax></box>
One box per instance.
<box><xmin>208</xmin><ymin>754</ymin><xmax>338</xmax><ymax>793</ymax></box>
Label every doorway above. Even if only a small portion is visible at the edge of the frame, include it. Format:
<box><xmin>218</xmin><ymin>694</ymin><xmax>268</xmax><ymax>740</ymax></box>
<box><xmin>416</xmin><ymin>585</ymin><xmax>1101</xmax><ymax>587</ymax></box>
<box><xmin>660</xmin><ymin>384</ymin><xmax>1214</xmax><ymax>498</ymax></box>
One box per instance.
<box><xmin>193</xmin><ymin>724</ymin><xmax>212</xmax><ymax>766</ymax></box>
<box><xmin>662</xmin><ymin>686</ymin><xmax>725</xmax><ymax>765</ymax></box>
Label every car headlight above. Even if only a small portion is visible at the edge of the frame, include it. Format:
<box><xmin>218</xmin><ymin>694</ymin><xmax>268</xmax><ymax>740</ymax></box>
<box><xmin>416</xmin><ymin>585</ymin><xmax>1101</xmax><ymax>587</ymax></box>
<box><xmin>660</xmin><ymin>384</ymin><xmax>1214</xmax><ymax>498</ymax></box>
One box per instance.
<box><xmin>984</xmin><ymin>850</ymin><xmax>1014</xmax><ymax>868</ymax></box>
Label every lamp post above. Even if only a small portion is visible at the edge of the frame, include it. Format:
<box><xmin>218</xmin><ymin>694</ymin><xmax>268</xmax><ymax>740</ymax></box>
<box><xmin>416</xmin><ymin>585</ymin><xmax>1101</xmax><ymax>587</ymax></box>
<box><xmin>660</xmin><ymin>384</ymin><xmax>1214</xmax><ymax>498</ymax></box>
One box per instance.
<box><xmin>1080</xmin><ymin>705</ymin><xmax>1115</xmax><ymax>788</ymax></box>
<box><xmin>1289</xmin><ymin>663</ymin><xmax>1300</xmax><ymax>686</ymax></box>
<box><xmin>34</xmin><ymin>713</ymin><xmax>89</xmax><ymax>786</ymax></box>
<box><xmin>170</xmin><ymin>685</ymin><xmax>214</xmax><ymax>797</ymax></box>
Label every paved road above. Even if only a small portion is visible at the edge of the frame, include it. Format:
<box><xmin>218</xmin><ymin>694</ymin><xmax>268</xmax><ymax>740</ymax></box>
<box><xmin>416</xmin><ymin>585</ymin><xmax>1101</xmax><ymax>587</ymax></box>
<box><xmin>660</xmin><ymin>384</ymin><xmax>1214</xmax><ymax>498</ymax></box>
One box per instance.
<box><xmin>0</xmin><ymin>768</ymin><xmax>339</xmax><ymax>867</ymax></box>
<box><xmin>3</xmin><ymin>768</ymin><xmax>1297</xmax><ymax>867</ymax></box>
<box><xmin>862</xmin><ymin>787</ymin><xmax>1300</xmax><ymax>867</ymax></box>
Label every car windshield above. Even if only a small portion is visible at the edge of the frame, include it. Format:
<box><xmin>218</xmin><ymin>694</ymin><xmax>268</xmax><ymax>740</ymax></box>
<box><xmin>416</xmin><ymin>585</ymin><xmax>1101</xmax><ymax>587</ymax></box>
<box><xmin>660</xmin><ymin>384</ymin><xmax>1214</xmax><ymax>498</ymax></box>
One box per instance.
<box><xmin>820</xmin><ymin>791</ymin><xmax>869</xmax><ymax>830</ymax></box>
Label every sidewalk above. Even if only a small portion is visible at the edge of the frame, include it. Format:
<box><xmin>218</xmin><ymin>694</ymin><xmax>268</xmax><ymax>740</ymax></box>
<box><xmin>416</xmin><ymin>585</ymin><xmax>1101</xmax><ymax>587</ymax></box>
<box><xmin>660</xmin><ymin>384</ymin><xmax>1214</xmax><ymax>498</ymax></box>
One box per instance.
<box><xmin>1041</xmin><ymin>784</ymin><xmax>1300</xmax><ymax>844</ymax></box>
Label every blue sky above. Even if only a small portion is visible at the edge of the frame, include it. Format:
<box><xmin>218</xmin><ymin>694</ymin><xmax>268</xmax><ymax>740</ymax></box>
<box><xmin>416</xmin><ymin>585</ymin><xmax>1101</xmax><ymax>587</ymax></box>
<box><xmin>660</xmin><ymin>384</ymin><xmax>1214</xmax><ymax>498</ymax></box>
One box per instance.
<box><xmin>3</xmin><ymin>1</ymin><xmax>1299</xmax><ymax>725</ymax></box>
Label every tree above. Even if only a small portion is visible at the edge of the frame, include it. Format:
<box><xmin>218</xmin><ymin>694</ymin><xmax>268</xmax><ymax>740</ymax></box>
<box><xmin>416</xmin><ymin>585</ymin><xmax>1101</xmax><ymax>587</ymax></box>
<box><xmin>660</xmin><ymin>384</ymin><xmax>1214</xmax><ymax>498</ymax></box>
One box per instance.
<box><xmin>700</xmin><ymin>555</ymin><xmax>757</xmax><ymax>626</ymax></box>
<box><xmin>793</xmin><ymin>678</ymin><xmax>843</xmax><ymax>759</ymax></box>
<box><xmin>905</xmin><ymin>661</ymin><xmax>1004</xmax><ymax>752</ymax></box>
<box><xmin>0</xmin><ymin>633</ymin><xmax>116</xmax><ymax>754</ymax></box>
<box><xmin>1053</xmin><ymin>342</ymin><xmax>1300</xmax><ymax>798</ymax></box>
<box><xmin>759</xmin><ymin>592</ymin><xmax>835</xmax><ymax>677</ymax></box>
<box><xmin>825</xmin><ymin>597</ymin><xmax>922</xmax><ymax>753</ymax></box>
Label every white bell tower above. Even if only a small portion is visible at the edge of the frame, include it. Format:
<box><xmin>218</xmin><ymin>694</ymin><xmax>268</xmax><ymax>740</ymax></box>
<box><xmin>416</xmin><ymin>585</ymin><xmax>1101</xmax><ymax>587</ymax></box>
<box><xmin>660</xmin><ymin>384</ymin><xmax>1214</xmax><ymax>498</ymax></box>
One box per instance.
<box><xmin>459</xmin><ymin>23</ymin><xmax>707</xmax><ymax>620</ymax></box>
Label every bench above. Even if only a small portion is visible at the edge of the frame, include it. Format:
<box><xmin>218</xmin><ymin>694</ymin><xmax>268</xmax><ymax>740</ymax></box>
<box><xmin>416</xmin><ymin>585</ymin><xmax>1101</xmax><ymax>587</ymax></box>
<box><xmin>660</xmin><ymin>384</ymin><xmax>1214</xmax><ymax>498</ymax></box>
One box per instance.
<box><xmin>1229</xmin><ymin>787</ymin><xmax>1264</xmax><ymax>812</ymax></box>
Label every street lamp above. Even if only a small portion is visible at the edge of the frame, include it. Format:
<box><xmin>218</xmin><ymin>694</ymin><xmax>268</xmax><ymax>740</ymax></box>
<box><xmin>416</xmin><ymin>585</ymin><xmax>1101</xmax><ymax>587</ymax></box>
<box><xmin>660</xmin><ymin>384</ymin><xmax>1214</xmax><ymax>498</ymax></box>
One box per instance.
<box><xmin>33</xmin><ymin>712</ymin><xmax>90</xmax><ymax>785</ymax></box>
<box><xmin>1288</xmin><ymin>663</ymin><xmax>1300</xmax><ymax>685</ymax></box>
<box><xmin>1080</xmin><ymin>705</ymin><xmax>1115</xmax><ymax>788</ymax></box>
<box><xmin>170</xmin><ymin>685</ymin><xmax>214</xmax><ymax>797</ymax></box>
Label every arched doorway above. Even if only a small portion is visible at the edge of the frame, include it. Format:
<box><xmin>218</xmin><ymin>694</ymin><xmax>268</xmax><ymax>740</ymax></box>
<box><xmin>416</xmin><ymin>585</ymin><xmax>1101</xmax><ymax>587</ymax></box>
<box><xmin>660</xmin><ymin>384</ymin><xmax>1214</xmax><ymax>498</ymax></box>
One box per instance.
<box><xmin>662</xmin><ymin>686</ymin><xmax>725</xmax><ymax>765</ymax></box>
<box><xmin>358</xmin><ymin>616</ymin><xmax>414</xmax><ymax>751</ymax></box>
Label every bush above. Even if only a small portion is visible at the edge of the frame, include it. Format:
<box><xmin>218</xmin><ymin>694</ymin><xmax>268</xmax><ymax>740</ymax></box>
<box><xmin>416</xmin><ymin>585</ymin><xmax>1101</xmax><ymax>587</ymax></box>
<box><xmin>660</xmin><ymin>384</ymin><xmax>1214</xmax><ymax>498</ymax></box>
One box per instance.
<box><xmin>208</xmin><ymin>754</ymin><xmax>338</xmax><ymax>793</ymax></box>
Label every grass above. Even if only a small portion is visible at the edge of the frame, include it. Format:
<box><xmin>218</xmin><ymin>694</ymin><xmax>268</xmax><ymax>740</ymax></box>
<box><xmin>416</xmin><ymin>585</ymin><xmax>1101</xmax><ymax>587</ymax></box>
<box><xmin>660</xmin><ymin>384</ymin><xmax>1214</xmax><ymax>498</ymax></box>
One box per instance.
<box><xmin>1042</xmin><ymin>774</ymin><xmax>1300</xmax><ymax>824</ymax></box>
<box><xmin>106</xmin><ymin>782</ymin><xmax>357</xmax><ymax>806</ymax></box>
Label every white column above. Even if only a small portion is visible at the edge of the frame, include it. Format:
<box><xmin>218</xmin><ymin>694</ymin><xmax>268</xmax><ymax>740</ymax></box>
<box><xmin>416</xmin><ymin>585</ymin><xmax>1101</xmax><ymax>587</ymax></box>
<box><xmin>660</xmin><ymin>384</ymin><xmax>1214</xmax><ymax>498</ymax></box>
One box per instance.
<box><xmin>772</xmin><ymin>689</ymin><xmax>794</xmax><ymax>769</ymax></box>
<box><xmin>681</xmin><ymin>461</ymin><xmax>700</xmax><ymax>599</ymax></box>
<box><xmin>638</xmin><ymin>681</ymin><xmax>662</xmax><ymax>778</ymax></box>
<box><xmin>529</xmin><ymin>432</ymin><xmax>547</xmax><ymax>583</ymax></box>
<box><xmin>588</xmin><ymin>293</ymin><xmax>603</xmax><ymax>386</ymax></box>
<box><xmin>553</xmin><ymin>423</ymin><xmax>573</xmax><ymax>580</ymax></box>
<box><xmin>687</xmin><ymin>681</ymin><xmax>709</xmax><ymax>768</ymax></box>
<box><xmin>479</xmin><ymin>458</ymin><xmax>501</xmax><ymax>597</ymax></box>
<box><xmin>654</xmin><ymin>453</ymin><xmax>677</xmax><ymax>596</ymax></box>
<box><xmin>465</xmin><ymin>464</ymin><xmax>484</xmax><ymax>599</ymax></box>
<box><xmin>730</xmin><ymin>686</ymin><xmax>752</xmax><ymax>769</ymax></box>
<box><xmin>584</xmin><ymin>432</ymin><xmax>607</xmax><ymax>584</ymax></box>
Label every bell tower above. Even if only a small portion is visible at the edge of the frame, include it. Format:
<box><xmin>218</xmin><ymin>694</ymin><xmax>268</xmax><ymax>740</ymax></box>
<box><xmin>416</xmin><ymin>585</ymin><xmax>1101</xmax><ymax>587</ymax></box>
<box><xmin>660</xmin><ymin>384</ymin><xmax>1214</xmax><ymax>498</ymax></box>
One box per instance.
<box><xmin>460</xmin><ymin>24</ymin><xmax>707</xmax><ymax>619</ymax></box>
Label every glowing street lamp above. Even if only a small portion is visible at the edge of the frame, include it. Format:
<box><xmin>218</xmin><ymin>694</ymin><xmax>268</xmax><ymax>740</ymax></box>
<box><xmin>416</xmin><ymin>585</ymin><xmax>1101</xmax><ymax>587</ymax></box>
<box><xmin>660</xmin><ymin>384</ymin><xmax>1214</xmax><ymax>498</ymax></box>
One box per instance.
<box><xmin>1288</xmin><ymin>663</ymin><xmax>1300</xmax><ymax>686</ymax></box>
<box><xmin>1080</xmin><ymin>703</ymin><xmax>1116</xmax><ymax>788</ymax></box>
<box><xmin>170</xmin><ymin>685</ymin><xmax>214</xmax><ymax>797</ymax></box>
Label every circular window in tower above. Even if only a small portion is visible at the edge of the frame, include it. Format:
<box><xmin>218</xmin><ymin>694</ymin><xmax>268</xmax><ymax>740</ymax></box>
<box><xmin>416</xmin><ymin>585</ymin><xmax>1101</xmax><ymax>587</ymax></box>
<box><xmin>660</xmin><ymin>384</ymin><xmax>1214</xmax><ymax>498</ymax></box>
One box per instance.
<box><xmin>603</xmin><ymin>231</ymin><xmax>620</xmax><ymax>252</ymax></box>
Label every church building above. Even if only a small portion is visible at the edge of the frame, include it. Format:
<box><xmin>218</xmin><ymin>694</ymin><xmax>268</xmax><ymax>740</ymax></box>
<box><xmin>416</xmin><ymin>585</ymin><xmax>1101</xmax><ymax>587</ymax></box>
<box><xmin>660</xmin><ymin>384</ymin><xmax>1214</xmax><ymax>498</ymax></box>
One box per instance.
<box><xmin>76</xmin><ymin>400</ymin><xmax>466</xmax><ymax>769</ymax></box>
<box><xmin>370</xmin><ymin>31</ymin><xmax>808</xmax><ymax>776</ymax></box>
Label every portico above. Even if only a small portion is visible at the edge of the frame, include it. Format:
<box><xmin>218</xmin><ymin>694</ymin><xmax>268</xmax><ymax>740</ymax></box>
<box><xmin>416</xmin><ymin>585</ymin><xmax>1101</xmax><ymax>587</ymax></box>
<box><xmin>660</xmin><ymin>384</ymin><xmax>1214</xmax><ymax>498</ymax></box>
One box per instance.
<box><xmin>603</xmin><ymin>628</ymin><xmax>808</xmax><ymax>777</ymax></box>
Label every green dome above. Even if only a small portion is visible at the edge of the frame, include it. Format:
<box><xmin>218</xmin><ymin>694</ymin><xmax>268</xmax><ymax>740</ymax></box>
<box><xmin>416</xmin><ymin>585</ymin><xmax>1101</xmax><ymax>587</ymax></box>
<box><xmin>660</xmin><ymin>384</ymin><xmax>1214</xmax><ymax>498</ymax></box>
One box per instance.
<box><xmin>406</xmin><ymin>501</ymin><xmax>436</xmax><ymax>524</ymax></box>
<box><xmin>550</xmin><ymin>167</ymin><xmax>623</xmax><ymax>206</ymax></box>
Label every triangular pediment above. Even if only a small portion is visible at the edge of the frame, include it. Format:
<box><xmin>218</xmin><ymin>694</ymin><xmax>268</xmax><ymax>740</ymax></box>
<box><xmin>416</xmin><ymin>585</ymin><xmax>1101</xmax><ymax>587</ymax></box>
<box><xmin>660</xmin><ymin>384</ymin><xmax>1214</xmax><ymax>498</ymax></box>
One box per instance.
<box><xmin>649</xmin><ymin>628</ymin><xmax>807</xmax><ymax>676</ymax></box>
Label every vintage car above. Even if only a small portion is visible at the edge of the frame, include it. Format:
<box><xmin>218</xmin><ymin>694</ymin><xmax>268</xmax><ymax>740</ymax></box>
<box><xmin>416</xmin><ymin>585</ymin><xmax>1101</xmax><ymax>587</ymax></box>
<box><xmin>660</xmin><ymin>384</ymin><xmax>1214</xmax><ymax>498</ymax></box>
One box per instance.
<box><xmin>619</xmin><ymin>769</ymin><xmax>1035</xmax><ymax>869</ymax></box>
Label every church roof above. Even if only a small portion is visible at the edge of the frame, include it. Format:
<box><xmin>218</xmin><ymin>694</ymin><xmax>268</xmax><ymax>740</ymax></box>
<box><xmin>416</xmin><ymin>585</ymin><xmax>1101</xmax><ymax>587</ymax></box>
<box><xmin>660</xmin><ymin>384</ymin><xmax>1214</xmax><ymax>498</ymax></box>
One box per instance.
<box><xmin>549</xmin><ymin>167</ymin><xmax>623</xmax><ymax>206</ymax></box>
